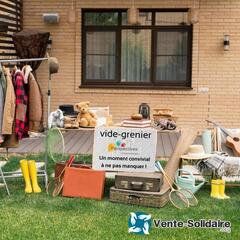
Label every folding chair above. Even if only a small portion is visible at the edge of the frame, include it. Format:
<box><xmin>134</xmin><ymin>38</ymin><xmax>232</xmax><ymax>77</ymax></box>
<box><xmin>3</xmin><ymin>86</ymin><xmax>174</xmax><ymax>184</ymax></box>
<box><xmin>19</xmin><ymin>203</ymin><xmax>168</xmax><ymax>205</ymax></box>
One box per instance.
<box><xmin>0</xmin><ymin>165</ymin><xmax>10</xmax><ymax>196</ymax></box>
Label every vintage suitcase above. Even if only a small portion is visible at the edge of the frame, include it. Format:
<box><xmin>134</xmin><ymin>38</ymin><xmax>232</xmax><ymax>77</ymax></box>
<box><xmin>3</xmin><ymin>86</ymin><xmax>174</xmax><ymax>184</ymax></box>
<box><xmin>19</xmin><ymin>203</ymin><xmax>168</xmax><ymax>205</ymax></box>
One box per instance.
<box><xmin>115</xmin><ymin>172</ymin><xmax>163</xmax><ymax>192</ymax></box>
<box><xmin>109</xmin><ymin>187</ymin><xmax>170</xmax><ymax>208</ymax></box>
<box><xmin>62</xmin><ymin>167</ymin><xmax>105</xmax><ymax>200</ymax></box>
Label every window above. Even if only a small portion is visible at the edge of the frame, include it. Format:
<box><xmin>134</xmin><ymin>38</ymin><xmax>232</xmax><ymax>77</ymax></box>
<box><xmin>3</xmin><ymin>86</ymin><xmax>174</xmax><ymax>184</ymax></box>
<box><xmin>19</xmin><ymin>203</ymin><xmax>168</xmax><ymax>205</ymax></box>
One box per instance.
<box><xmin>82</xmin><ymin>9</ymin><xmax>192</xmax><ymax>88</ymax></box>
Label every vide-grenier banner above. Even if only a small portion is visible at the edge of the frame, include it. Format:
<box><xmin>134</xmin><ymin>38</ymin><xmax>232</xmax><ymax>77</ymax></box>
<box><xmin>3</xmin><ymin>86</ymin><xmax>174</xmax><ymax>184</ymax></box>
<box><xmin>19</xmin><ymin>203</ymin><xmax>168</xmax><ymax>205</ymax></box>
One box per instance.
<box><xmin>92</xmin><ymin>127</ymin><xmax>157</xmax><ymax>172</ymax></box>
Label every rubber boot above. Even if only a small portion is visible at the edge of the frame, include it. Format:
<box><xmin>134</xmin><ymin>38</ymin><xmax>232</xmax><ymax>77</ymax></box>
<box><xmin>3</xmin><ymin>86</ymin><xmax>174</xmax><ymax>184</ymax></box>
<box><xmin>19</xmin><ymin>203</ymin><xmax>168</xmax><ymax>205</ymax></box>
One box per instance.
<box><xmin>219</xmin><ymin>179</ymin><xmax>230</xmax><ymax>199</ymax></box>
<box><xmin>28</xmin><ymin>160</ymin><xmax>41</xmax><ymax>193</ymax></box>
<box><xmin>210</xmin><ymin>179</ymin><xmax>220</xmax><ymax>199</ymax></box>
<box><xmin>20</xmin><ymin>159</ymin><xmax>32</xmax><ymax>193</ymax></box>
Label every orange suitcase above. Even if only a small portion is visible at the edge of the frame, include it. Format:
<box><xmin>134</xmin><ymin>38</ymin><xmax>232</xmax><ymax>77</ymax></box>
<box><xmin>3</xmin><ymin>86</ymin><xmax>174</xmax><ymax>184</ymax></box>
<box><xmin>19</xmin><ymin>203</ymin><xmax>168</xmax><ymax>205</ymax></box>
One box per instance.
<box><xmin>62</xmin><ymin>167</ymin><xmax>105</xmax><ymax>200</ymax></box>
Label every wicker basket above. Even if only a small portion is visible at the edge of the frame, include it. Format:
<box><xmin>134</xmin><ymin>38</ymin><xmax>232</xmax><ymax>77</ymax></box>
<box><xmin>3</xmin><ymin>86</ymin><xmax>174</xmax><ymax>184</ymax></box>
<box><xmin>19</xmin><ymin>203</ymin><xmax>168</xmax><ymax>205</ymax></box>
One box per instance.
<box><xmin>153</xmin><ymin>114</ymin><xmax>177</xmax><ymax>122</ymax></box>
<box><xmin>153</xmin><ymin>108</ymin><xmax>174</xmax><ymax>117</ymax></box>
<box><xmin>110</xmin><ymin>187</ymin><xmax>170</xmax><ymax>208</ymax></box>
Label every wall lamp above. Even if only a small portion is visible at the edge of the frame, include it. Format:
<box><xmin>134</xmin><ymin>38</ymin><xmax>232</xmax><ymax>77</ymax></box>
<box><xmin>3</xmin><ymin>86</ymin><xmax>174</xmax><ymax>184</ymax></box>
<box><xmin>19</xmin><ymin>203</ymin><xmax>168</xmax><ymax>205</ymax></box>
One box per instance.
<box><xmin>224</xmin><ymin>35</ymin><xmax>230</xmax><ymax>51</ymax></box>
<box><xmin>43</xmin><ymin>13</ymin><xmax>60</xmax><ymax>24</ymax></box>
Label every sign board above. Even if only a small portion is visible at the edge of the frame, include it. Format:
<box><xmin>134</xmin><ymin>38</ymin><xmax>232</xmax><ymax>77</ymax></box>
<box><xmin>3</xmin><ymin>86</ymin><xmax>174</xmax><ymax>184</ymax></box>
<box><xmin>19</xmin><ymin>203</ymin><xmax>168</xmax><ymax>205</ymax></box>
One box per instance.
<box><xmin>92</xmin><ymin>127</ymin><xmax>157</xmax><ymax>172</ymax></box>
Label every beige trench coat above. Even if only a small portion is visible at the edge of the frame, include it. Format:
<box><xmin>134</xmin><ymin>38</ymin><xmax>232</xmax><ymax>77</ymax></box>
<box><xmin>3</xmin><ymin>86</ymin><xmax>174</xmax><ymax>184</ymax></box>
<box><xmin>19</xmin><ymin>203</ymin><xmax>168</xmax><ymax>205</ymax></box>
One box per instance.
<box><xmin>2</xmin><ymin>67</ymin><xmax>16</xmax><ymax>135</ymax></box>
<box><xmin>28</xmin><ymin>72</ymin><xmax>43</xmax><ymax>132</ymax></box>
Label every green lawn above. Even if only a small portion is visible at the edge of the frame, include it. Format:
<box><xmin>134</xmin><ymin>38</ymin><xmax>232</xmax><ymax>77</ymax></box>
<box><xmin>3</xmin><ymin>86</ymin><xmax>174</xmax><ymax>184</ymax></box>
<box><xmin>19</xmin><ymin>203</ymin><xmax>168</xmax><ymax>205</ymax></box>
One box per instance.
<box><xmin>0</xmin><ymin>155</ymin><xmax>239</xmax><ymax>240</ymax></box>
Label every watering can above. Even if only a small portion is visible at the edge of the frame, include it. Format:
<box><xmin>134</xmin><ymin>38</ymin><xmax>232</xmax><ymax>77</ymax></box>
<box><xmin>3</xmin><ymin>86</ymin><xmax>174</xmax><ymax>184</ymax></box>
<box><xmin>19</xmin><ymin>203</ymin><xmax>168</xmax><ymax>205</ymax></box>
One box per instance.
<box><xmin>175</xmin><ymin>169</ymin><xmax>205</xmax><ymax>194</ymax></box>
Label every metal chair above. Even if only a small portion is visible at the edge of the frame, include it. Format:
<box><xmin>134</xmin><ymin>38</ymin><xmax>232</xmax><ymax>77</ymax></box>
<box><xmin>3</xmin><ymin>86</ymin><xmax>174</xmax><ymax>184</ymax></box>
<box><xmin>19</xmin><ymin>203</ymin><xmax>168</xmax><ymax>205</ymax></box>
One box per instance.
<box><xmin>0</xmin><ymin>165</ymin><xmax>10</xmax><ymax>196</ymax></box>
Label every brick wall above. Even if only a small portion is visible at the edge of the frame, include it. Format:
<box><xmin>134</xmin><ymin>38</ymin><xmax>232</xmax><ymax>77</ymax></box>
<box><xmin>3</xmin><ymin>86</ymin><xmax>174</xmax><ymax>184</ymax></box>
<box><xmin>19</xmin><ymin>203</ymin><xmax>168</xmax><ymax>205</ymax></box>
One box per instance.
<box><xmin>22</xmin><ymin>0</ymin><xmax>240</xmax><ymax>130</ymax></box>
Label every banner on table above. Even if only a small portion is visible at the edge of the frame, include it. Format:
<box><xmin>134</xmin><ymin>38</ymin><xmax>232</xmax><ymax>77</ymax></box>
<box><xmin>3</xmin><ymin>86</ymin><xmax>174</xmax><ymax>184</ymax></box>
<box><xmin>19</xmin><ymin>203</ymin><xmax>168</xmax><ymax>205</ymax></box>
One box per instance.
<box><xmin>92</xmin><ymin>127</ymin><xmax>157</xmax><ymax>172</ymax></box>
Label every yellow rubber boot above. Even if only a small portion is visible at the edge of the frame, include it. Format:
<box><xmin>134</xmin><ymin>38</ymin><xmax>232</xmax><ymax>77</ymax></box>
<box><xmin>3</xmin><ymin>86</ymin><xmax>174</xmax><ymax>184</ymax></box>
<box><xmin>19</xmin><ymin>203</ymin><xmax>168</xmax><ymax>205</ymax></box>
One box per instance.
<box><xmin>28</xmin><ymin>160</ymin><xmax>41</xmax><ymax>193</ymax></box>
<box><xmin>219</xmin><ymin>179</ymin><xmax>230</xmax><ymax>199</ymax></box>
<box><xmin>20</xmin><ymin>160</ymin><xmax>32</xmax><ymax>193</ymax></box>
<box><xmin>210</xmin><ymin>179</ymin><xmax>220</xmax><ymax>199</ymax></box>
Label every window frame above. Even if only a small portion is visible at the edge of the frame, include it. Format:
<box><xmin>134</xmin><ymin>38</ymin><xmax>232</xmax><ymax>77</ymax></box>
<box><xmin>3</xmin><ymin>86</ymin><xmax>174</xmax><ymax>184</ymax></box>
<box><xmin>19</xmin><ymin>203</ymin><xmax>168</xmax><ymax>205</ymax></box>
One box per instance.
<box><xmin>81</xmin><ymin>9</ymin><xmax>193</xmax><ymax>89</ymax></box>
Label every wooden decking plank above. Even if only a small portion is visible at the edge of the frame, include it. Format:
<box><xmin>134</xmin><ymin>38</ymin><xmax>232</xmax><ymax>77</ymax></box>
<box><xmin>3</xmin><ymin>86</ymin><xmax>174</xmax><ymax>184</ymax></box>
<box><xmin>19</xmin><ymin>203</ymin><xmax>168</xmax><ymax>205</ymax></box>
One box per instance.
<box><xmin>162</xmin><ymin>132</ymin><xmax>173</xmax><ymax>157</ymax></box>
<box><xmin>4</xmin><ymin>130</ymin><xmax>180</xmax><ymax>158</ymax></box>
<box><xmin>85</xmin><ymin>134</ymin><xmax>94</xmax><ymax>154</ymax></box>
<box><xmin>43</xmin><ymin>129</ymin><xmax>75</xmax><ymax>152</ymax></box>
<box><xmin>31</xmin><ymin>138</ymin><xmax>45</xmax><ymax>153</ymax></box>
<box><xmin>23</xmin><ymin>139</ymin><xmax>41</xmax><ymax>153</ymax></box>
<box><xmin>8</xmin><ymin>138</ymin><xmax>30</xmax><ymax>153</ymax></box>
<box><xmin>65</xmin><ymin>131</ymin><xmax>86</xmax><ymax>153</ymax></box>
<box><xmin>26</xmin><ymin>138</ymin><xmax>45</xmax><ymax>153</ymax></box>
<box><xmin>76</xmin><ymin>131</ymin><xmax>93</xmax><ymax>154</ymax></box>
<box><xmin>157</xmin><ymin>132</ymin><xmax>165</xmax><ymax>157</ymax></box>
<box><xmin>30</xmin><ymin>131</ymin><xmax>75</xmax><ymax>154</ymax></box>
<box><xmin>168</xmin><ymin>132</ymin><xmax>180</xmax><ymax>158</ymax></box>
<box><xmin>175</xmin><ymin>132</ymin><xmax>181</xmax><ymax>143</ymax></box>
<box><xmin>169</xmin><ymin>133</ymin><xmax>178</xmax><ymax>150</ymax></box>
<box><xmin>168</xmin><ymin>133</ymin><xmax>174</xmax><ymax>151</ymax></box>
<box><xmin>67</xmin><ymin>131</ymin><xmax>89</xmax><ymax>153</ymax></box>
<box><xmin>63</xmin><ymin>130</ymin><xmax>80</xmax><ymax>153</ymax></box>
<box><xmin>62</xmin><ymin>130</ymin><xmax>77</xmax><ymax>143</ymax></box>
<box><xmin>161</xmin><ymin>133</ymin><xmax>168</xmax><ymax>157</ymax></box>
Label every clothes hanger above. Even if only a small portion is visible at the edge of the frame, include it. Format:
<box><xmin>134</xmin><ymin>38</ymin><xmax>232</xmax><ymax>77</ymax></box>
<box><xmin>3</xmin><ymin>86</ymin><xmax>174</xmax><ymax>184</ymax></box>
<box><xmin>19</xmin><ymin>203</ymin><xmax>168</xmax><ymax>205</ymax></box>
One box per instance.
<box><xmin>13</xmin><ymin>65</ymin><xmax>18</xmax><ymax>72</ymax></box>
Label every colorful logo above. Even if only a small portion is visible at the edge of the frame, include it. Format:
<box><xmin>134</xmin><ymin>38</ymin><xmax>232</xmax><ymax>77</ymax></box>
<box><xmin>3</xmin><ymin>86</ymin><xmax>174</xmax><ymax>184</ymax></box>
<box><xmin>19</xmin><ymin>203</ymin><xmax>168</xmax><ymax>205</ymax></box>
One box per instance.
<box><xmin>128</xmin><ymin>212</ymin><xmax>152</xmax><ymax>235</ymax></box>
<box><xmin>108</xmin><ymin>140</ymin><xmax>126</xmax><ymax>152</ymax></box>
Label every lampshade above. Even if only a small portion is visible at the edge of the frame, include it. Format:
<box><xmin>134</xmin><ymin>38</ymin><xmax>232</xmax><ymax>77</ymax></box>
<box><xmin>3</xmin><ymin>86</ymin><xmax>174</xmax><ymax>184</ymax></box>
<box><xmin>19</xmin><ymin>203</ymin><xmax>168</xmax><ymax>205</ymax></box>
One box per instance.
<box><xmin>127</xmin><ymin>7</ymin><xmax>139</xmax><ymax>25</ymax></box>
<box><xmin>188</xmin><ymin>8</ymin><xmax>199</xmax><ymax>24</ymax></box>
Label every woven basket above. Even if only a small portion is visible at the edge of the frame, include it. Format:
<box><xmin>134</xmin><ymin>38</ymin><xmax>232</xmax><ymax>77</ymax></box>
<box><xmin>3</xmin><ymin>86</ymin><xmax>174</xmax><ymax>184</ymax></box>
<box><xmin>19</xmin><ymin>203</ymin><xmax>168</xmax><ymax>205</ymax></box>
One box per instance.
<box><xmin>153</xmin><ymin>114</ymin><xmax>177</xmax><ymax>122</ymax></box>
<box><xmin>153</xmin><ymin>108</ymin><xmax>174</xmax><ymax>117</ymax></box>
<box><xmin>110</xmin><ymin>187</ymin><xmax>170</xmax><ymax>208</ymax></box>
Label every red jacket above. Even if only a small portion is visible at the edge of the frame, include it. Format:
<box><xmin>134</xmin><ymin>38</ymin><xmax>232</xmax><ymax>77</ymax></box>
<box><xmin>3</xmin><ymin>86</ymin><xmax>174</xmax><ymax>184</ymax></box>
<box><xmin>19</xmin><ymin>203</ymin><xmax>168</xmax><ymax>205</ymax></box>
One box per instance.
<box><xmin>14</xmin><ymin>71</ymin><xmax>28</xmax><ymax>139</ymax></box>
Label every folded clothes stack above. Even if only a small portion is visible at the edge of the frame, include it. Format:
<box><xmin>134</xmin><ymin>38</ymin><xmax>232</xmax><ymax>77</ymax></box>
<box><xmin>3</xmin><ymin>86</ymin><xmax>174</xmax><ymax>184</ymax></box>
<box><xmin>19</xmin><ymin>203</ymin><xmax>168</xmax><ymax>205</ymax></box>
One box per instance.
<box><xmin>121</xmin><ymin>119</ymin><xmax>151</xmax><ymax>128</ymax></box>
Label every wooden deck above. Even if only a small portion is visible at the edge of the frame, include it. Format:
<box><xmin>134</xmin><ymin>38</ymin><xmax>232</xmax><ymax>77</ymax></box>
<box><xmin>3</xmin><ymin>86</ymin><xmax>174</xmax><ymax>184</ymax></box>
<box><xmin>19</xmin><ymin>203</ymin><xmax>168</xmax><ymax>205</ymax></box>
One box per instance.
<box><xmin>2</xmin><ymin>130</ymin><xmax>180</xmax><ymax>158</ymax></box>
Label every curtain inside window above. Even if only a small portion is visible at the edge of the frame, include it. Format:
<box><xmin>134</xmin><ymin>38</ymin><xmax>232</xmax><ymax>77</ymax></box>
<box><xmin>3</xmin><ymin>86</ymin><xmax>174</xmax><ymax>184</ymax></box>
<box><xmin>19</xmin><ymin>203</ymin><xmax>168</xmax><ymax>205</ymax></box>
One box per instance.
<box><xmin>121</xmin><ymin>30</ymin><xmax>151</xmax><ymax>83</ymax></box>
<box><xmin>156</xmin><ymin>31</ymin><xmax>188</xmax><ymax>82</ymax></box>
<box><xmin>86</xmin><ymin>31</ymin><xmax>116</xmax><ymax>81</ymax></box>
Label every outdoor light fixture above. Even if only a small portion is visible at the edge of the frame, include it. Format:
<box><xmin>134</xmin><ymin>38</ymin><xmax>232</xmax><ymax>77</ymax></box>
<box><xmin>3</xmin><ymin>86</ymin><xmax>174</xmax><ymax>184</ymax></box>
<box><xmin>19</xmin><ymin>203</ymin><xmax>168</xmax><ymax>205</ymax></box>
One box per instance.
<box><xmin>188</xmin><ymin>0</ymin><xmax>199</xmax><ymax>24</ymax></box>
<box><xmin>224</xmin><ymin>35</ymin><xmax>230</xmax><ymax>51</ymax></box>
<box><xmin>67</xmin><ymin>0</ymin><xmax>76</xmax><ymax>24</ymax></box>
<box><xmin>127</xmin><ymin>0</ymin><xmax>139</xmax><ymax>25</ymax></box>
<box><xmin>43</xmin><ymin>13</ymin><xmax>60</xmax><ymax>24</ymax></box>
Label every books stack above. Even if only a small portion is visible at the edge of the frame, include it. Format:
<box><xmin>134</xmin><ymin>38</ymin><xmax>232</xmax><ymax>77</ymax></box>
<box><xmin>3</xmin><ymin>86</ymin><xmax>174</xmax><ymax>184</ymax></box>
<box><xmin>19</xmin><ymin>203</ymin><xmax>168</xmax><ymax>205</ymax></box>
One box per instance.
<box><xmin>121</xmin><ymin>119</ymin><xmax>151</xmax><ymax>128</ymax></box>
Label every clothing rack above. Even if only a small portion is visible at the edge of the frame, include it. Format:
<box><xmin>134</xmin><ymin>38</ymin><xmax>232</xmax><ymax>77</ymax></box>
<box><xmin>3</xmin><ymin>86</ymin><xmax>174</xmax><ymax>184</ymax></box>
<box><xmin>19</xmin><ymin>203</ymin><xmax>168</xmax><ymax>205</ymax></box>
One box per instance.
<box><xmin>0</xmin><ymin>57</ymin><xmax>52</xmax><ymax>121</ymax></box>
<box><xmin>0</xmin><ymin>57</ymin><xmax>48</xmax><ymax>63</ymax></box>
<box><xmin>0</xmin><ymin>57</ymin><xmax>52</xmax><ymax>187</ymax></box>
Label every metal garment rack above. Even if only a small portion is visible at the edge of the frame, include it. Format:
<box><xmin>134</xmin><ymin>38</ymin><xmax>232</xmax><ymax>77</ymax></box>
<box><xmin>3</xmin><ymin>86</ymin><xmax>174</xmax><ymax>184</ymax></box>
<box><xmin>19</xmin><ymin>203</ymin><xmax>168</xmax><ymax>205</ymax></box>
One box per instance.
<box><xmin>0</xmin><ymin>57</ymin><xmax>52</xmax><ymax>188</ymax></box>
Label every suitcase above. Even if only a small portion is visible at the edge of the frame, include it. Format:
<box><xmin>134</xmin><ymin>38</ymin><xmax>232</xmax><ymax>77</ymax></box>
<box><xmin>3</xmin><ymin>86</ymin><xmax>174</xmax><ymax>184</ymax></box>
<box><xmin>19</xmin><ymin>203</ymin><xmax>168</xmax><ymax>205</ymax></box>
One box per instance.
<box><xmin>54</xmin><ymin>162</ymin><xmax>91</xmax><ymax>185</ymax></box>
<box><xmin>62</xmin><ymin>166</ymin><xmax>105</xmax><ymax>200</ymax></box>
<box><xmin>110</xmin><ymin>187</ymin><xmax>170</xmax><ymax>208</ymax></box>
<box><xmin>115</xmin><ymin>172</ymin><xmax>163</xmax><ymax>192</ymax></box>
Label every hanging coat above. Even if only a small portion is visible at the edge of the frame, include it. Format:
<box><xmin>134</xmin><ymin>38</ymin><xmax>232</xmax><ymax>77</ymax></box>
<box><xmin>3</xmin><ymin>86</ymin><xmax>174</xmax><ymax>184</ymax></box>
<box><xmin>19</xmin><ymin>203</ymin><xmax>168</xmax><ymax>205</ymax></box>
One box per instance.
<box><xmin>28</xmin><ymin>71</ymin><xmax>43</xmax><ymax>132</ymax></box>
<box><xmin>0</xmin><ymin>82</ymin><xmax>4</xmax><ymax>144</ymax></box>
<box><xmin>2</xmin><ymin>66</ymin><xmax>16</xmax><ymax>135</ymax></box>
<box><xmin>0</xmin><ymin>65</ymin><xmax>6</xmax><ymax>143</ymax></box>
<box><xmin>0</xmin><ymin>64</ymin><xmax>6</xmax><ymax>97</ymax></box>
<box><xmin>14</xmin><ymin>71</ymin><xmax>28</xmax><ymax>140</ymax></box>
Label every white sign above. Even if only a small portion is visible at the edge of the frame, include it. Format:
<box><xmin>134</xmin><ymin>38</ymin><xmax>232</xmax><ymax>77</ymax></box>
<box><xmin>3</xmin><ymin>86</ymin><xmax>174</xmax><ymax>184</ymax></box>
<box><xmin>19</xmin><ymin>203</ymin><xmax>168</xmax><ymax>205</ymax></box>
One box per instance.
<box><xmin>92</xmin><ymin>127</ymin><xmax>157</xmax><ymax>172</ymax></box>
